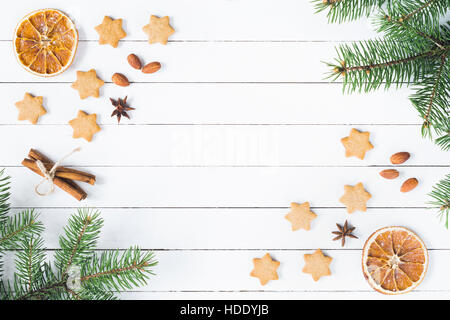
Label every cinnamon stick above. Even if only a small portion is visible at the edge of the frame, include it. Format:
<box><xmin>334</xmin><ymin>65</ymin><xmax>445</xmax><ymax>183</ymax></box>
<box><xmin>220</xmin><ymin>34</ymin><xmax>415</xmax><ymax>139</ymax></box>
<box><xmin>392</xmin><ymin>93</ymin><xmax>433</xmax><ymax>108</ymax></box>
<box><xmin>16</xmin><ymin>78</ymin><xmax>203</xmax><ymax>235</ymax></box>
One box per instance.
<box><xmin>55</xmin><ymin>167</ymin><xmax>96</xmax><ymax>185</ymax></box>
<box><xmin>22</xmin><ymin>160</ymin><xmax>87</xmax><ymax>201</ymax></box>
<box><xmin>22</xmin><ymin>159</ymin><xmax>96</xmax><ymax>185</ymax></box>
<box><xmin>23</xmin><ymin>149</ymin><xmax>87</xmax><ymax>201</ymax></box>
<box><xmin>28</xmin><ymin>148</ymin><xmax>52</xmax><ymax>163</ymax></box>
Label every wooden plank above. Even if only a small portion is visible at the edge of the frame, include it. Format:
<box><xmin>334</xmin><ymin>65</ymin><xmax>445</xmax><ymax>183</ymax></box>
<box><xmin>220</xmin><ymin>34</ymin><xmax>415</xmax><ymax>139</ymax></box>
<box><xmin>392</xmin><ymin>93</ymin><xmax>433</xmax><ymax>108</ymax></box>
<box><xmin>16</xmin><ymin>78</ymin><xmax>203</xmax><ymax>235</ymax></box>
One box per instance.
<box><xmin>2</xmin><ymin>250</ymin><xmax>448</xmax><ymax>292</ymax></box>
<box><xmin>2</xmin><ymin>83</ymin><xmax>419</xmax><ymax>125</ymax></box>
<box><xmin>117</xmin><ymin>249</ymin><xmax>450</xmax><ymax>292</ymax></box>
<box><xmin>4</xmin><ymin>0</ymin><xmax>377</xmax><ymax>41</ymax></box>
<box><xmin>6</xmin><ymin>167</ymin><xmax>446</xmax><ymax>207</ymax></box>
<box><xmin>9</xmin><ymin>208</ymin><xmax>447</xmax><ymax>250</ymax></box>
<box><xmin>3</xmin><ymin>0</ymin><xmax>448</xmax><ymax>299</ymax></box>
<box><xmin>117</xmin><ymin>290</ymin><xmax>450</xmax><ymax>300</ymax></box>
<box><xmin>1</xmin><ymin>125</ymin><xmax>447</xmax><ymax>166</ymax></box>
<box><xmin>4</xmin><ymin>42</ymin><xmax>346</xmax><ymax>83</ymax></box>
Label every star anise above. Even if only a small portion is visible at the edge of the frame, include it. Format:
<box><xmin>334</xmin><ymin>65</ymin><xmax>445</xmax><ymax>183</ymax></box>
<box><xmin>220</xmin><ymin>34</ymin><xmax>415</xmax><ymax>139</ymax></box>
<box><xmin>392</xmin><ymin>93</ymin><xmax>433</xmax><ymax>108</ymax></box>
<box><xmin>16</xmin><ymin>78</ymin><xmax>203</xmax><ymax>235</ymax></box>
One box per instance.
<box><xmin>110</xmin><ymin>96</ymin><xmax>135</xmax><ymax>123</ymax></box>
<box><xmin>332</xmin><ymin>220</ymin><xmax>358</xmax><ymax>247</ymax></box>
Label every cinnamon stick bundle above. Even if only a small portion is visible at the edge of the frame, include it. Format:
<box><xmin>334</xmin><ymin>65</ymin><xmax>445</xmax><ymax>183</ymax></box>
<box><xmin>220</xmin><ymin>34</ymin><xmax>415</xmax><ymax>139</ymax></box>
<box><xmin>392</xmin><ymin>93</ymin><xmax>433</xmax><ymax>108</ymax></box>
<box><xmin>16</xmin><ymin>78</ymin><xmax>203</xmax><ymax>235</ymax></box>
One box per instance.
<box><xmin>22</xmin><ymin>149</ymin><xmax>95</xmax><ymax>201</ymax></box>
<box><xmin>22</xmin><ymin>159</ymin><xmax>96</xmax><ymax>185</ymax></box>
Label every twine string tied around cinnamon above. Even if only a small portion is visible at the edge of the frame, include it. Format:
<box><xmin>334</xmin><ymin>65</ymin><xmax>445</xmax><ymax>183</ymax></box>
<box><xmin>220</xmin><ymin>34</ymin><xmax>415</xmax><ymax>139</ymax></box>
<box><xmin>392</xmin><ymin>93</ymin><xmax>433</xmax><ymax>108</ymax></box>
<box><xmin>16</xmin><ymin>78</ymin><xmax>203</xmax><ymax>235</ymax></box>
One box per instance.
<box><xmin>35</xmin><ymin>147</ymin><xmax>81</xmax><ymax>196</ymax></box>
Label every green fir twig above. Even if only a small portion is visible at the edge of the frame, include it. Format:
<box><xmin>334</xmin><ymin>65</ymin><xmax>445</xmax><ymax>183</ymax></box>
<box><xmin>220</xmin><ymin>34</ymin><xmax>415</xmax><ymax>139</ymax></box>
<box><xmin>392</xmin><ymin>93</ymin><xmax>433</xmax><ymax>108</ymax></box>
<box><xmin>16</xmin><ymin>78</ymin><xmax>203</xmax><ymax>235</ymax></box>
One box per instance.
<box><xmin>316</xmin><ymin>0</ymin><xmax>450</xmax><ymax>149</ymax></box>
<box><xmin>0</xmin><ymin>170</ymin><xmax>157</xmax><ymax>300</ymax></box>
<box><xmin>429</xmin><ymin>174</ymin><xmax>450</xmax><ymax>228</ymax></box>
<box><xmin>313</xmin><ymin>0</ymin><xmax>450</xmax><ymax>228</ymax></box>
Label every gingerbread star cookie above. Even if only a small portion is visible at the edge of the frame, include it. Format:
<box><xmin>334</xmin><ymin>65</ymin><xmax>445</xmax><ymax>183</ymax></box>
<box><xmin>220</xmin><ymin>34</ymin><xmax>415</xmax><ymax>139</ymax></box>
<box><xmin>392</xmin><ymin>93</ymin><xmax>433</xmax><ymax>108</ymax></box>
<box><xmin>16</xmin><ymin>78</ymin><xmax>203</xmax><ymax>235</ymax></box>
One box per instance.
<box><xmin>142</xmin><ymin>15</ymin><xmax>175</xmax><ymax>45</ymax></box>
<box><xmin>341</xmin><ymin>128</ymin><xmax>374</xmax><ymax>160</ymax></box>
<box><xmin>285</xmin><ymin>202</ymin><xmax>317</xmax><ymax>231</ymax></box>
<box><xmin>250</xmin><ymin>253</ymin><xmax>280</xmax><ymax>285</ymax></box>
<box><xmin>95</xmin><ymin>16</ymin><xmax>127</xmax><ymax>48</ymax></box>
<box><xmin>69</xmin><ymin>111</ymin><xmax>101</xmax><ymax>142</ymax></box>
<box><xmin>14</xmin><ymin>93</ymin><xmax>46</xmax><ymax>124</ymax></box>
<box><xmin>302</xmin><ymin>249</ymin><xmax>332</xmax><ymax>281</ymax></box>
<box><xmin>339</xmin><ymin>182</ymin><xmax>371</xmax><ymax>213</ymax></box>
<box><xmin>71</xmin><ymin>69</ymin><xmax>105</xmax><ymax>99</ymax></box>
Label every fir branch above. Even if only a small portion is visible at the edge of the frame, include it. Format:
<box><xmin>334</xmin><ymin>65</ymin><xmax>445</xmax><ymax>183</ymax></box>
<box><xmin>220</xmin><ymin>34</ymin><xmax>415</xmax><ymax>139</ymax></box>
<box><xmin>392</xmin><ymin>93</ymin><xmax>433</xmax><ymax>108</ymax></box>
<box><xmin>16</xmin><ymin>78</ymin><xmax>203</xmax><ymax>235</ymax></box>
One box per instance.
<box><xmin>329</xmin><ymin>40</ymin><xmax>448</xmax><ymax>92</ymax></box>
<box><xmin>422</xmin><ymin>54</ymin><xmax>447</xmax><ymax>129</ymax></box>
<box><xmin>54</xmin><ymin>208</ymin><xmax>103</xmax><ymax>275</ymax></box>
<box><xmin>66</xmin><ymin>287</ymin><xmax>82</xmax><ymax>300</ymax></box>
<box><xmin>81</xmin><ymin>248</ymin><xmax>157</xmax><ymax>292</ymax></box>
<box><xmin>411</xmin><ymin>54</ymin><xmax>449</xmax><ymax>139</ymax></box>
<box><xmin>16</xmin><ymin>279</ymin><xmax>67</xmax><ymax>300</ymax></box>
<box><xmin>0</xmin><ymin>169</ymin><xmax>10</xmax><ymax>225</ymax></box>
<box><xmin>0</xmin><ymin>169</ymin><xmax>10</xmax><ymax>276</ymax></box>
<box><xmin>386</xmin><ymin>0</ymin><xmax>449</xmax><ymax>27</ymax></box>
<box><xmin>14</xmin><ymin>236</ymin><xmax>46</xmax><ymax>291</ymax></box>
<box><xmin>0</xmin><ymin>180</ymin><xmax>157</xmax><ymax>300</ymax></box>
<box><xmin>315</xmin><ymin>0</ymin><xmax>449</xmax><ymax>150</ymax></box>
<box><xmin>0</xmin><ymin>209</ymin><xmax>44</xmax><ymax>251</ymax></box>
<box><xmin>344</xmin><ymin>47</ymin><xmax>440</xmax><ymax>71</ymax></box>
<box><xmin>77</xmin><ymin>284</ymin><xmax>117</xmax><ymax>300</ymax></box>
<box><xmin>9</xmin><ymin>263</ymin><xmax>66</xmax><ymax>300</ymax></box>
<box><xmin>400</xmin><ymin>0</ymin><xmax>439</xmax><ymax>22</ymax></box>
<box><xmin>434</xmin><ymin>128</ymin><xmax>450</xmax><ymax>150</ymax></box>
<box><xmin>0</xmin><ymin>280</ymin><xmax>10</xmax><ymax>299</ymax></box>
<box><xmin>375</xmin><ymin>14</ymin><xmax>445</xmax><ymax>49</ymax></box>
<box><xmin>313</xmin><ymin>0</ymin><xmax>386</xmax><ymax>23</ymax></box>
<box><xmin>12</xmin><ymin>266</ymin><xmax>88</xmax><ymax>300</ymax></box>
<box><xmin>429</xmin><ymin>174</ymin><xmax>450</xmax><ymax>228</ymax></box>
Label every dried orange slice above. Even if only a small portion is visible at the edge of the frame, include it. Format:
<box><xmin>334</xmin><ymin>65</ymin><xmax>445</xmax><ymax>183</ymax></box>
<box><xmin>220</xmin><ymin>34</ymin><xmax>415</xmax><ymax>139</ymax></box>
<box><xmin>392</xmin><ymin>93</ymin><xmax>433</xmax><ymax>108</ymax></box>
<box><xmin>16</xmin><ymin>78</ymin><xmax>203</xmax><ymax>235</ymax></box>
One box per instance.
<box><xmin>13</xmin><ymin>9</ymin><xmax>78</xmax><ymax>77</ymax></box>
<box><xmin>362</xmin><ymin>226</ymin><xmax>428</xmax><ymax>295</ymax></box>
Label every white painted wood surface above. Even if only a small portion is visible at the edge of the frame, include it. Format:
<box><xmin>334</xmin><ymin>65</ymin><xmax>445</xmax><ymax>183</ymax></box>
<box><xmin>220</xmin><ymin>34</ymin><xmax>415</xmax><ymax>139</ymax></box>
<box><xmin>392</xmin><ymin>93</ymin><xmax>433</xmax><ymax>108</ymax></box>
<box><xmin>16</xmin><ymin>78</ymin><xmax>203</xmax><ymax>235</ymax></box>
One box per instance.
<box><xmin>2</xmin><ymin>0</ymin><xmax>449</xmax><ymax>299</ymax></box>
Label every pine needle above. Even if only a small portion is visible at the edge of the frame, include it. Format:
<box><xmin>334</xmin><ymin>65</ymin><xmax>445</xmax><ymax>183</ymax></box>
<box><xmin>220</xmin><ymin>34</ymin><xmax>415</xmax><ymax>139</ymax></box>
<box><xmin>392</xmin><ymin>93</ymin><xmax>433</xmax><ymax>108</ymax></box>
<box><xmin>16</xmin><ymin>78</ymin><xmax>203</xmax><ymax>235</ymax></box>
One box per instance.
<box><xmin>429</xmin><ymin>174</ymin><xmax>450</xmax><ymax>228</ymax></box>
<box><xmin>317</xmin><ymin>0</ymin><xmax>449</xmax><ymax>150</ymax></box>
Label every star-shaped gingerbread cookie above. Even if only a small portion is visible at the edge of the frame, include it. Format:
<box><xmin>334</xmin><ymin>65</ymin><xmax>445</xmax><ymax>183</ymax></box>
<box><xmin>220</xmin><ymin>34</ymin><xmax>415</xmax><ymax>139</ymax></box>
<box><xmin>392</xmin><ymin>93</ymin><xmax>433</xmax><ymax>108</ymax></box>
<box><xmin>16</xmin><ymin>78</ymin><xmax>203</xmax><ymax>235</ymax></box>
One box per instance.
<box><xmin>14</xmin><ymin>93</ymin><xmax>46</xmax><ymax>124</ymax></box>
<box><xmin>71</xmin><ymin>69</ymin><xmax>104</xmax><ymax>99</ymax></box>
<box><xmin>142</xmin><ymin>15</ymin><xmax>175</xmax><ymax>45</ymax></box>
<box><xmin>250</xmin><ymin>253</ymin><xmax>280</xmax><ymax>285</ymax></box>
<box><xmin>69</xmin><ymin>111</ymin><xmax>101</xmax><ymax>142</ymax></box>
<box><xmin>95</xmin><ymin>16</ymin><xmax>127</xmax><ymax>48</ymax></box>
<box><xmin>341</xmin><ymin>128</ymin><xmax>374</xmax><ymax>160</ymax></box>
<box><xmin>302</xmin><ymin>249</ymin><xmax>332</xmax><ymax>281</ymax></box>
<box><xmin>339</xmin><ymin>182</ymin><xmax>371</xmax><ymax>213</ymax></box>
<box><xmin>285</xmin><ymin>202</ymin><xmax>317</xmax><ymax>231</ymax></box>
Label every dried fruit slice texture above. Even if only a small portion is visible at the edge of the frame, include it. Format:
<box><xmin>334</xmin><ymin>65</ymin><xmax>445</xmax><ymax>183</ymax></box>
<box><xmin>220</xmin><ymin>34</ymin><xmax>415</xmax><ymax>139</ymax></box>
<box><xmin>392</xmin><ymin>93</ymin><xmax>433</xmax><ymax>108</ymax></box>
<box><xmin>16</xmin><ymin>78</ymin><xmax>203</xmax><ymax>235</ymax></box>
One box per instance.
<box><xmin>29</xmin><ymin>49</ymin><xmax>47</xmax><ymax>74</ymax></box>
<box><xmin>362</xmin><ymin>226</ymin><xmax>428</xmax><ymax>295</ymax></box>
<box><xmin>400</xmin><ymin>248</ymin><xmax>426</xmax><ymax>263</ymax></box>
<box><xmin>49</xmin><ymin>16</ymin><xmax>71</xmax><ymax>35</ymax></box>
<box><xmin>394</xmin><ymin>269</ymin><xmax>413</xmax><ymax>291</ymax></box>
<box><xmin>29</xmin><ymin>11</ymin><xmax>47</xmax><ymax>34</ymax></box>
<box><xmin>13</xmin><ymin>9</ymin><xmax>78</xmax><ymax>77</ymax></box>
<box><xmin>399</xmin><ymin>262</ymin><xmax>424</xmax><ymax>282</ymax></box>
<box><xmin>374</xmin><ymin>231</ymin><xmax>394</xmax><ymax>256</ymax></box>
<box><xmin>49</xmin><ymin>46</ymin><xmax>72</xmax><ymax>66</ymax></box>
<box><xmin>367</xmin><ymin>243</ymin><xmax>390</xmax><ymax>260</ymax></box>
<box><xmin>15</xmin><ymin>38</ymin><xmax>37</xmax><ymax>53</ymax></box>
<box><xmin>369</xmin><ymin>266</ymin><xmax>389</xmax><ymax>286</ymax></box>
<box><xmin>392</xmin><ymin>229</ymin><xmax>409</xmax><ymax>254</ymax></box>
<box><xmin>45</xmin><ymin>50</ymin><xmax>62</xmax><ymax>74</ymax></box>
<box><xmin>380</xmin><ymin>270</ymin><xmax>396</xmax><ymax>291</ymax></box>
<box><xmin>45</xmin><ymin>10</ymin><xmax>62</xmax><ymax>31</ymax></box>
<box><xmin>60</xmin><ymin>30</ymin><xmax>77</xmax><ymax>50</ymax></box>
<box><xmin>16</xmin><ymin>19</ymin><xmax>41</xmax><ymax>40</ymax></box>
<box><xmin>398</xmin><ymin>236</ymin><xmax>422</xmax><ymax>256</ymax></box>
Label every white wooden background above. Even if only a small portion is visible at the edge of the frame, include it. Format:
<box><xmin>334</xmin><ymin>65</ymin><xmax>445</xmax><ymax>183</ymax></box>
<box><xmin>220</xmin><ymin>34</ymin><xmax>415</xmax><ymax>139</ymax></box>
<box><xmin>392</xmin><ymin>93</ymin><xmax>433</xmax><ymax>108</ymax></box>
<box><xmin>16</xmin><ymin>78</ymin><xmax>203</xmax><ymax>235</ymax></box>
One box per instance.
<box><xmin>3</xmin><ymin>0</ymin><xmax>450</xmax><ymax>300</ymax></box>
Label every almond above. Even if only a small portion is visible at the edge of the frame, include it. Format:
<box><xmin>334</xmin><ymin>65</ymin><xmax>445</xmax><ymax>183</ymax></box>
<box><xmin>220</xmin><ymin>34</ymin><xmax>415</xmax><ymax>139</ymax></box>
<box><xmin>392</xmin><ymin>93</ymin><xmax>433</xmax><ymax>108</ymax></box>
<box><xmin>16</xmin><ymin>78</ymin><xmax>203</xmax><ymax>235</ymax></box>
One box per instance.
<box><xmin>400</xmin><ymin>178</ymin><xmax>418</xmax><ymax>193</ymax></box>
<box><xmin>112</xmin><ymin>73</ymin><xmax>130</xmax><ymax>87</ymax></box>
<box><xmin>379</xmin><ymin>169</ymin><xmax>399</xmax><ymax>179</ymax></box>
<box><xmin>142</xmin><ymin>61</ymin><xmax>161</xmax><ymax>74</ymax></box>
<box><xmin>390</xmin><ymin>152</ymin><xmax>410</xmax><ymax>164</ymax></box>
<box><xmin>127</xmin><ymin>54</ymin><xmax>142</xmax><ymax>70</ymax></box>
